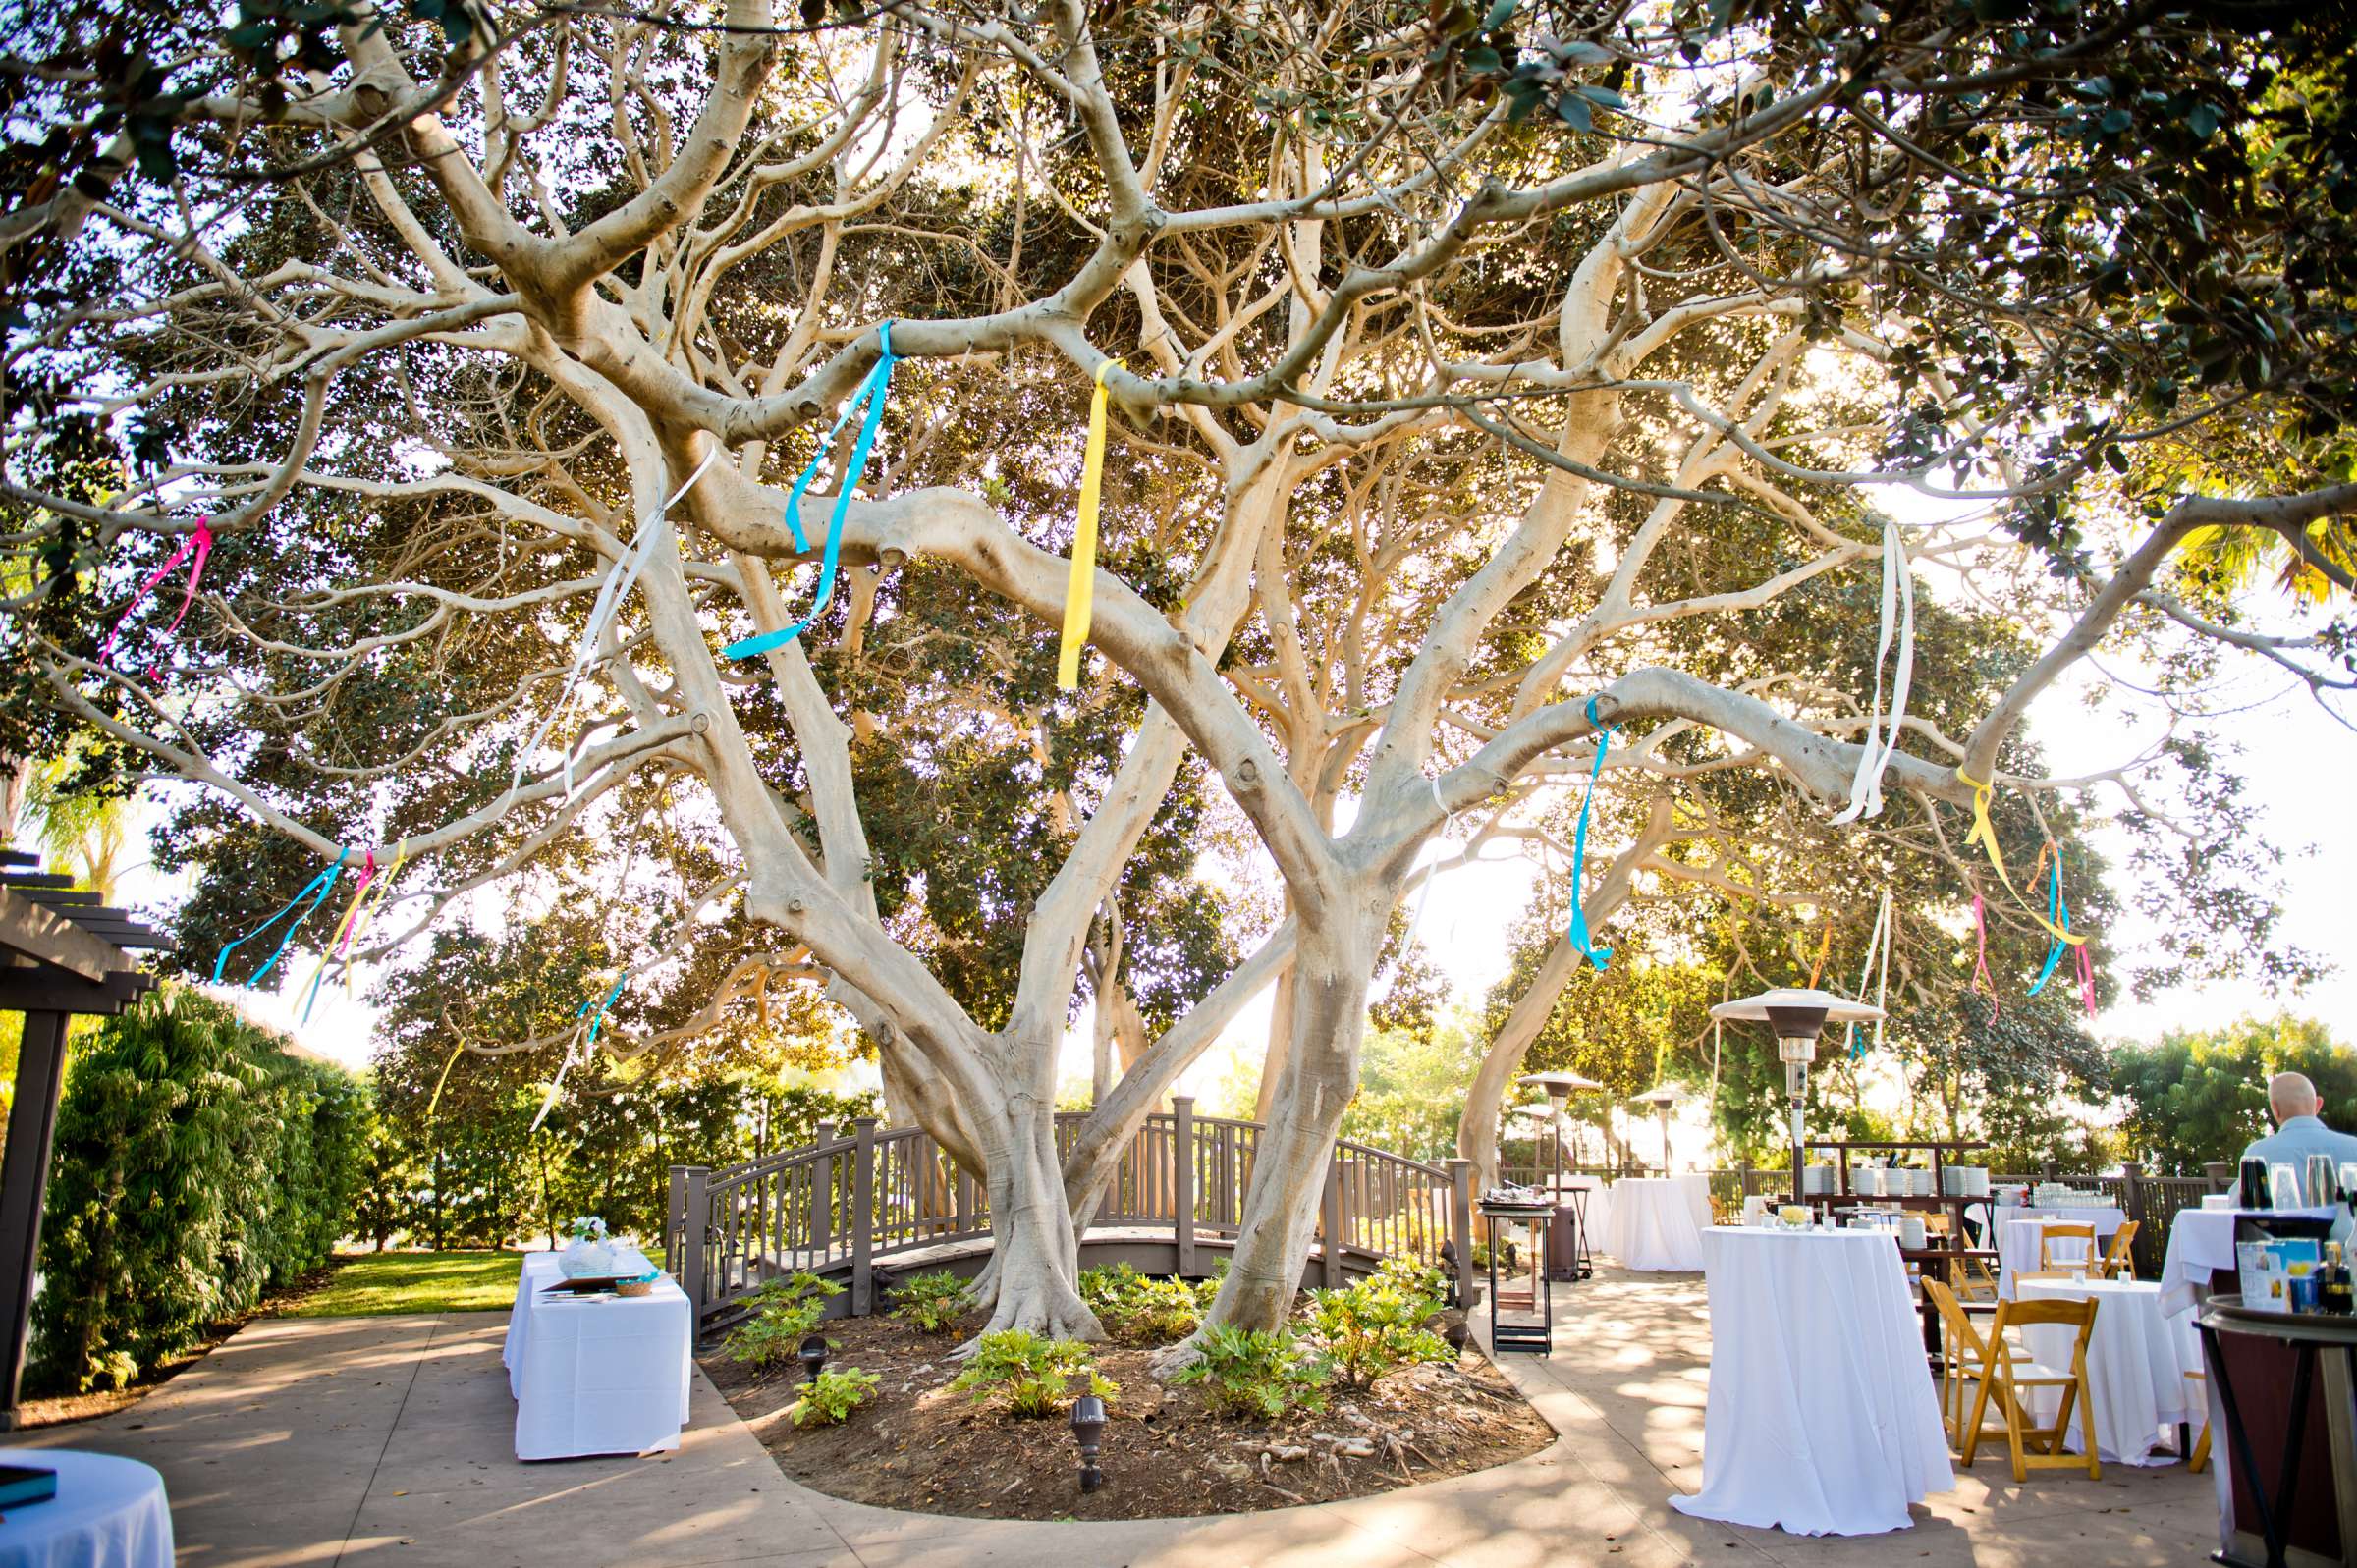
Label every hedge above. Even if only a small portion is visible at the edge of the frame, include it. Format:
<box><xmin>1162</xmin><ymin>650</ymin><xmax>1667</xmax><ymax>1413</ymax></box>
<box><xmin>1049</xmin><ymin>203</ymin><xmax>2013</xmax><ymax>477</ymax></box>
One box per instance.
<box><xmin>31</xmin><ymin>989</ymin><xmax>368</xmax><ymax>1393</ymax></box>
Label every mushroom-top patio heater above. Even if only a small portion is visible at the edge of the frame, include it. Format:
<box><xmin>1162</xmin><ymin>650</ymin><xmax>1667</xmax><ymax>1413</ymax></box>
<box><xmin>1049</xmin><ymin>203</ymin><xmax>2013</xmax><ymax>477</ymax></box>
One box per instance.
<box><xmin>1634</xmin><ymin>1085</ymin><xmax>1680</xmax><ymax>1174</ymax></box>
<box><xmin>1707</xmin><ymin>988</ymin><xmax>1884</xmax><ymax>1199</ymax></box>
<box><xmin>1516</xmin><ymin>1070</ymin><xmax>1603</xmax><ymax>1193</ymax></box>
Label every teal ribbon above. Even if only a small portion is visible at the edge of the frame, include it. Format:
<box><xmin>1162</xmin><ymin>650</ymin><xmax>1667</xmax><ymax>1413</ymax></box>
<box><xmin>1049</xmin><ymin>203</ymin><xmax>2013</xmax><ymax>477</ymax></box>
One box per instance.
<box><xmin>213</xmin><ymin>847</ymin><xmax>349</xmax><ymax>989</ymax></box>
<box><xmin>725</xmin><ymin>321</ymin><xmax>898</xmax><ymax>658</ymax></box>
<box><xmin>579</xmin><ymin>971</ymin><xmax>629</xmax><ymax>1052</ymax></box>
<box><xmin>2027</xmin><ymin>852</ymin><xmax>2070</xmax><ymax>997</ymax></box>
<box><xmin>1566</xmin><ymin>696</ymin><xmax>1615</xmax><ymax>971</ymax></box>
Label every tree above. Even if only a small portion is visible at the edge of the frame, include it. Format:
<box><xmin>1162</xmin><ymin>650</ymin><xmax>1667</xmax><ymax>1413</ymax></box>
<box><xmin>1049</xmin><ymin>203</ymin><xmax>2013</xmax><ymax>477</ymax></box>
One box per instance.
<box><xmin>3</xmin><ymin>0</ymin><xmax>2347</xmax><ymax>1348</ymax></box>
<box><xmin>2111</xmin><ymin>1017</ymin><xmax>2357</xmax><ymax>1174</ymax></box>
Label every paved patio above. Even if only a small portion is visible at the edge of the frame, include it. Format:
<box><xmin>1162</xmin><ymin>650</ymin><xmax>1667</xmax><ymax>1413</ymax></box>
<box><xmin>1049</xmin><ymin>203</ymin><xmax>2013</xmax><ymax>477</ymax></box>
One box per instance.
<box><xmin>6</xmin><ymin>1268</ymin><xmax>2220</xmax><ymax>1567</ymax></box>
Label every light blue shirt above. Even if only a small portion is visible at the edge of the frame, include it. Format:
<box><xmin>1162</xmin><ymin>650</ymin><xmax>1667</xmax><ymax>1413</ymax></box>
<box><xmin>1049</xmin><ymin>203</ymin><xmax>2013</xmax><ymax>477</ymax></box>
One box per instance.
<box><xmin>2239</xmin><ymin>1115</ymin><xmax>2357</xmax><ymax>1202</ymax></box>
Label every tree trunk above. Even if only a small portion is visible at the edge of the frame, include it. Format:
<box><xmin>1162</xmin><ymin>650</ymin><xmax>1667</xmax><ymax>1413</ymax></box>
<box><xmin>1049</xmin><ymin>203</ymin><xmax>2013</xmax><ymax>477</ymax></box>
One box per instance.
<box><xmin>1186</xmin><ymin>906</ymin><xmax>1381</xmax><ymax>1343</ymax></box>
<box><xmin>969</xmin><ymin>1087</ymin><xmax>1101</xmax><ymax>1341</ymax></box>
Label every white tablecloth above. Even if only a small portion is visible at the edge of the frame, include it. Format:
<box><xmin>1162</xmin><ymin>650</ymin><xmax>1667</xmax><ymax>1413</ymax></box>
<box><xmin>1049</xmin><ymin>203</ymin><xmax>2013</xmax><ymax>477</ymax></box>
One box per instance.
<box><xmin>1604</xmin><ymin>1176</ymin><xmax>1710</xmax><ymax>1271</ymax></box>
<box><xmin>2015</xmin><ymin>1277</ymin><xmax>2199</xmax><ymax>1466</ymax></box>
<box><xmin>1559</xmin><ymin>1175</ymin><xmax>1612</xmax><ymax>1246</ymax></box>
<box><xmin>503</xmin><ymin>1249</ymin><xmax>692</xmax><ymax>1460</ymax></box>
<box><xmin>0</xmin><ymin>1449</ymin><xmax>173</xmax><ymax>1568</ymax></box>
<box><xmin>2156</xmin><ymin>1206</ymin><xmax>2338</xmax><ymax>1317</ymax></box>
<box><xmin>1994</xmin><ymin>1207</ymin><xmax>2124</xmax><ymax>1297</ymax></box>
<box><xmin>1671</xmin><ymin>1229</ymin><xmax>1953</xmax><ymax>1536</ymax></box>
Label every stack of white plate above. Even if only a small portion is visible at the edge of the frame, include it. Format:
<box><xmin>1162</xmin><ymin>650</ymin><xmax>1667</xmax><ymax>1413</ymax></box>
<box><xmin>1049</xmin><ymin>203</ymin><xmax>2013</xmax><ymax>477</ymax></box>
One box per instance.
<box><xmin>1942</xmin><ymin>1166</ymin><xmax>1992</xmax><ymax>1198</ymax></box>
<box><xmin>1854</xmin><ymin>1167</ymin><xmax>1885</xmax><ymax>1197</ymax></box>
<box><xmin>1802</xmin><ymin>1164</ymin><xmax>1836</xmax><ymax>1196</ymax></box>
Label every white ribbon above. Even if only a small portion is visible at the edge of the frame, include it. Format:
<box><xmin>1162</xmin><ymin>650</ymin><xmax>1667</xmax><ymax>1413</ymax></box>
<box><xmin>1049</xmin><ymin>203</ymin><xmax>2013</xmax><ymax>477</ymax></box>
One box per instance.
<box><xmin>1842</xmin><ymin>889</ymin><xmax>1892</xmax><ymax>1058</ymax></box>
<box><xmin>508</xmin><ymin>451</ymin><xmax>719</xmax><ymax>804</ymax></box>
<box><xmin>528</xmin><ymin>1028</ymin><xmax>582</xmax><ymax>1135</ymax></box>
<box><xmin>1831</xmin><ymin>513</ymin><xmax>1915</xmax><ymax>824</ymax></box>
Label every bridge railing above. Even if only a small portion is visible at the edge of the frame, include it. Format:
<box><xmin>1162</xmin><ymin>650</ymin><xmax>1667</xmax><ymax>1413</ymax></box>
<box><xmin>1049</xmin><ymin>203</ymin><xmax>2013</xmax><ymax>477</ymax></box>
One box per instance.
<box><xmin>667</xmin><ymin>1096</ymin><xmax>1476</xmax><ymax>1332</ymax></box>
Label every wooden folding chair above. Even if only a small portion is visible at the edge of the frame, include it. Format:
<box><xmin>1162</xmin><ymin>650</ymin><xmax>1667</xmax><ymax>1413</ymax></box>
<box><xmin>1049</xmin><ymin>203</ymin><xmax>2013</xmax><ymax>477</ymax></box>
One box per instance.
<box><xmin>1925</xmin><ymin>1278</ymin><xmax>2029</xmax><ymax>1449</ymax></box>
<box><xmin>2095</xmin><ymin>1220</ymin><xmax>2140</xmax><ymax>1280</ymax></box>
<box><xmin>2039</xmin><ymin>1221</ymin><xmax>2098</xmax><ymax>1271</ymax></box>
<box><xmin>2185</xmin><ymin>1368</ymin><xmax>2212</xmax><ymax>1473</ymax></box>
<box><xmin>1963</xmin><ymin>1296</ymin><xmax>2104</xmax><ymax>1482</ymax></box>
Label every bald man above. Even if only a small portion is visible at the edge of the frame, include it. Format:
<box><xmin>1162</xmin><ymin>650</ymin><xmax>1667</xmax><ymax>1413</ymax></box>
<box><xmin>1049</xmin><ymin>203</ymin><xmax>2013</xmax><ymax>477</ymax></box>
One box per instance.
<box><xmin>2238</xmin><ymin>1072</ymin><xmax>2357</xmax><ymax>1200</ymax></box>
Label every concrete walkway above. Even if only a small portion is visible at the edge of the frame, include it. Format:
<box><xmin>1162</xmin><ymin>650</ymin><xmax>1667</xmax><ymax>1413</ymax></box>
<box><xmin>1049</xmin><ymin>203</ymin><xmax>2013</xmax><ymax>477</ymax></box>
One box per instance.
<box><xmin>6</xmin><ymin>1269</ymin><xmax>2219</xmax><ymax>1567</ymax></box>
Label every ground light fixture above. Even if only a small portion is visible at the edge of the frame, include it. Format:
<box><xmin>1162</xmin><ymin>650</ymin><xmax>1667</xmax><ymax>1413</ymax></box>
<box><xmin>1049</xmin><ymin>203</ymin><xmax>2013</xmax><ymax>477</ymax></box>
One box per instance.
<box><xmin>1069</xmin><ymin>1392</ymin><xmax>1108</xmax><ymax>1492</ymax></box>
<box><xmin>797</xmin><ymin>1333</ymin><xmax>829</xmax><ymax>1385</ymax></box>
<box><xmin>1634</xmin><ymin>1085</ymin><xmax>1680</xmax><ymax>1174</ymax></box>
<box><xmin>1708</xmin><ymin>987</ymin><xmax>1884</xmax><ymax>1198</ymax></box>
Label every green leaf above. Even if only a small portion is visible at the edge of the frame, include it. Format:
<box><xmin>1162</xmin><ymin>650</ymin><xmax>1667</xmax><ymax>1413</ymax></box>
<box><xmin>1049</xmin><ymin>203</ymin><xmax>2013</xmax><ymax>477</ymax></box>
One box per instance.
<box><xmin>2187</xmin><ymin>102</ymin><xmax>2220</xmax><ymax>140</ymax></box>
<box><xmin>2100</xmin><ymin>107</ymin><xmax>2133</xmax><ymax>135</ymax></box>
<box><xmin>1483</xmin><ymin>0</ymin><xmax>1516</xmax><ymax>29</ymax></box>
<box><xmin>1556</xmin><ymin>92</ymin><xmax>1593</xmax><ymax>133</ymax></box>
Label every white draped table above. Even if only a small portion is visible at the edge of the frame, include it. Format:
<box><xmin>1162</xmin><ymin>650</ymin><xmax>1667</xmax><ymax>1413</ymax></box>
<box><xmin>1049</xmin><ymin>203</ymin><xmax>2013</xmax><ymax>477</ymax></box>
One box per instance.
<box><xmin>1994</xmin><ymin>1205</ymin><xmax>2125</xmax><ymax>1297</ymax></box>
<box><xmin>503</xmin><ymin>1249</ymin><xmax>692</xmax><ymax>1461</ymax></box>
<box><xmin>2015</xmin><ymin>1277</ymin><xmax>2199</xmax><ymax>1465</ymax></box>
<box><xmin>1672</xmin><ymin>1228</ymin><xmax>1953</xmax><ymax>1536</ymax></box>
<box><xmin>0</xmin><ymin>1449</ymin><xmax>173</xmax><ymax>1568</ymax></box>
<box><xmin>2157</xmin><ymin>1206</ymin><xmax>2339</xmax><ymax>1317</ymax></box>
<box><xmin>1603</xmin><ymin>1175</ymin><xmax>1710</xmax><ymax>1271</ymax></box>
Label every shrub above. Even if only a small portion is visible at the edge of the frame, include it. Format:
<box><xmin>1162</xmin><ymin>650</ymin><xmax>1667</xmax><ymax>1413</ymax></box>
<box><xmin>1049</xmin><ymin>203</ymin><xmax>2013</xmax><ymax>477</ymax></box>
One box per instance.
<box><xmin>1304</xmin><ymin>1260</ymin><xmax>1453</xmax><ymax>1387</ymax></box>
<box><xmin>950</xmin><ymin>1328</ymin><xmax>1118</xmax><ymax>1418</ymax></box>
<box><xmin>1171</xmin><ymin>1324</ymin><xmax>1332</xmax><ymax>1421</ymax></box>
<box><xmin>888</xmin><ymin>1270</ymin><xmax>969</xmax><ymax>1333</ymax></box>
<box><xmin>791</xmin><ymin>1366</ymin><xmax>881</xmax><ymax>1427</ymax></box>
<box><xmin>1078</xmin><ymin>1262</ymin><xmax>1207</xmax><ymax>1344</ymax></box>
<box><xmin>32</xmin><ymin>990</ymin><xmax>369</xmax><ymax>1393</ymax></box>
<box><xmin>723</xmin><ymin>1272</ymin><xmax>844</xmax><ymax>1371</ymax></box>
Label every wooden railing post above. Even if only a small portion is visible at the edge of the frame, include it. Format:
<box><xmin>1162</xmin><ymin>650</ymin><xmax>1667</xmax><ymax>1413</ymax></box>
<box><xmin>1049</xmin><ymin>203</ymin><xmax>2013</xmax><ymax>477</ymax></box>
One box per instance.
<box><xmin>850</xmin><ymin>1117</ymin><xmax>878</xmax><ymax>1316</ymax></box>
<box><xmin>1172</xmin><ymin>1097</ymin><xmax>1197</xmax><ymax>1277</ymax></box>
<box><xmin>1322</xmin><ymin>1155</ymin><xmax>1345</xmax><ymax>1287</ymax></box>
<box><xmin>2204</xmin><ymin>1161</ymin><xmax>2233</xmax><ymax>1194</ymax></box>
<box><xmin>680</xmin><ymin>1164</ymin><xmax>711</xmax><ymax>1330</ymax></box>
<box><xmin>1445</xmin><ymin>1158</ymin><xmax>1475</xmax><ymax>1309</ymax></box>
<box><xmin>666</xmin><ymin>1164</ymin><xmax>686</xmax><ymax>1277</ymax></box>
<box><xmin>2121</xmin><ymin>1160</ymin><xmax>2150</xmax><ymax>1271</ymax></box>
<box><xmin>1738</xmin><ymin>1160</ymin><xmax>1754</xmax><ymax>1198</ymax></box>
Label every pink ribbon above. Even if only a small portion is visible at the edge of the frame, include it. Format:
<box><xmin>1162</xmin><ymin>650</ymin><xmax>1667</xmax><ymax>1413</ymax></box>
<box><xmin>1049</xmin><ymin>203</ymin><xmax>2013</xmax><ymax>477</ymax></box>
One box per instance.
<box><xmin>2076</xmin><ymin>942</ymin><xmax>2097</xmax><ymax>1019</ymax></box>
<box><xmin>1969</xmin><ymin>892</ymin><xmax>2001</xmax><ymax>1019</ymax></box>
<box><xmin>97</xmin><ymin>516</ymin><xmax>213</xmax><ymax>677</ymax></box>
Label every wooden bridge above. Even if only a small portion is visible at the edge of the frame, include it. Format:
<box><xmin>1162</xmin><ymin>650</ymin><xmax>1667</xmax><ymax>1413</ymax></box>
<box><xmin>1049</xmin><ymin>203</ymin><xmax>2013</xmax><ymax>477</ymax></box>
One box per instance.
<box><xmin>664</xmin><ymin>1095</ymin><xmax>1478</xmax><ymax>1332</ymax></box>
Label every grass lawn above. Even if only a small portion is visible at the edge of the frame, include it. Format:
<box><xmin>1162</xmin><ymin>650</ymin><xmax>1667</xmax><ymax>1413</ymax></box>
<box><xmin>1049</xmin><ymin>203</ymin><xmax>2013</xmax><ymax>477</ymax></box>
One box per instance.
<box><xmin>282</xmin><ymin>1250</ymin><xmax>523</xmax><ymax>1317</ymax></box>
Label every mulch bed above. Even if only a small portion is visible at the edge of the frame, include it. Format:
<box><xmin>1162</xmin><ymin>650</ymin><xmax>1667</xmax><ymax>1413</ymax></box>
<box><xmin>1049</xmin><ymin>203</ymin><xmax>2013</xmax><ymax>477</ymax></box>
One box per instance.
<box><xmin>703</xmin><ymin>1311</ymin><xmax>1555</xmax><ymax>1522</ymax></box>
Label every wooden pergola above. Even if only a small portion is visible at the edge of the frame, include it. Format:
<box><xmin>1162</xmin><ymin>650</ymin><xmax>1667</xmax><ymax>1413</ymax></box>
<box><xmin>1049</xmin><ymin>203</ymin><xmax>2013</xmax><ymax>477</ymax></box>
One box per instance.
<box><xmin>0</xmin><ymin>847</ymin><xmax>167</xmax><ymax>1429</ymax></box>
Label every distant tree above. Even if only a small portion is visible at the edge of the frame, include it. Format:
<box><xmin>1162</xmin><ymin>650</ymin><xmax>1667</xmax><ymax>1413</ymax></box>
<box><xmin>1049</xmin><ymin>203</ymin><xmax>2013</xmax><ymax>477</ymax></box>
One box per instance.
<box><xmin>2110</xmin><ymin>1017</ymin><xmax>2357</xmax><ymax>1173</ymax></box>
<box><xmin>1338</xmin><ymin>1024</ymin><xmax>1480</xmax><ymax>1163</ymax></box>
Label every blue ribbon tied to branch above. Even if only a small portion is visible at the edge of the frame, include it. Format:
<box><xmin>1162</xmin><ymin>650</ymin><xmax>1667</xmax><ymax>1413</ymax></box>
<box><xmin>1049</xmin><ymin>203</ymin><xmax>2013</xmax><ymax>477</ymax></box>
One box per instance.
<box><xmin>725</xmin><ymin>320</ymin><xmax>899</xmax><ymax>658</ymax></box>
<box><xmin>1566</xmin><ymin>696</ymin><xmax>1616</xmax><ymax>972</ymax></box>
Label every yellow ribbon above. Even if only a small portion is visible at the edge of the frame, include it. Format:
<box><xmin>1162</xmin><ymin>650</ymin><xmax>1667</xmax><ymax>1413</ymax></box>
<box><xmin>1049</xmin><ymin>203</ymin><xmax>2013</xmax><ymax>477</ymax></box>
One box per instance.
<box><xmin>1056</xmin><ymin>360</ymin><xmax>1116</xmax><ymax>690</ymax></box>
<box><xmin>1957</xmin><ymin>767</ymin><xmax>2085</xmax><ymax>946</ymax></box>
<box><xmin>342</xmin><ymin>845</ymin><xmax>406</xmax><ymax>995</ymax></box>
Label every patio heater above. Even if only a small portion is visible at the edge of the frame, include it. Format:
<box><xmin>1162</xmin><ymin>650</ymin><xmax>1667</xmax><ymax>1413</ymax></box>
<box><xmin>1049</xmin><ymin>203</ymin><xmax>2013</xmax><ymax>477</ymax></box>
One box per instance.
<box><xmin>1634</xmin><ymin>1085</ymin><xmax>1680</xmax><ymax>1174</ymax></box>
<box><xmin>1708</xmin><ymin>988</ymin><xmax>1884</xmax><ymax>1200</ymax></box>
<box><xmin>1517</xmin><ymin>1071</ymin><xmax>1604</xmax><ymax>1193</ymax></box>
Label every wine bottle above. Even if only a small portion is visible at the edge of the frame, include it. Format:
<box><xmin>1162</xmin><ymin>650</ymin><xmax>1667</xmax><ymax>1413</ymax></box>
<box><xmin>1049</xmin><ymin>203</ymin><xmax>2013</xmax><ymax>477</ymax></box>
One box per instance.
<box><xmin>2325</xmin><ymin>1243</ymin><xmax>2355</xmax><ymax>1317</ymax></box>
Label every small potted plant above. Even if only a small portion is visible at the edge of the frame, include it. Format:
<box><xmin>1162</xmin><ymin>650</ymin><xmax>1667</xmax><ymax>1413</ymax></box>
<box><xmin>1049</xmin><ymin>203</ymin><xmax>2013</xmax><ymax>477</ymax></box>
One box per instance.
<box><xmin>560</xmin><ymin>1216</ymin><xmax>619</xmax><ymax>1278</ymax></box>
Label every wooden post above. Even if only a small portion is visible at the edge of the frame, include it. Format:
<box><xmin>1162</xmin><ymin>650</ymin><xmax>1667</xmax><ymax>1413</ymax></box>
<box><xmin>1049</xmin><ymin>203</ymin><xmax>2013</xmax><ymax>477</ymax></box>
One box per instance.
<box><xmin>680</xmin><ymin>1164</ymin><xmax>711</xmax><ymax>1331</ymax></box>
<box><xmin>1445</xmin><ymin>1158</ymin><xmax>1475</xmax><ymax>1309</ymax></box>
<box><xmin>2121</xmin><ymin>1160</ymin><xmax>2148</xmax><ymax>1272</ymax></box>
<box><xmin>666</xmin><ymin>1165</ymin><xmax>686</xmax><ymax>1278</ymax></box>
<box><xmin>0</xmin><ymin>1011</ymin><xmax>69</xmax><ymax>1429</ymax></box>
<box><xmin>2204</xmin><ymin>1161</ymin><xmax>2233</xmax><ymax>1194</ymax></box>
<box><xmin>1322</xmin><ymin>1155</ymin><xmax>1345</xmax><ymax>1287</ymax></box>
<box><xmin>1738</xmin><ymin>1160</ymin><xmax>1755</xmax><ymax>1199</ymax></box>
<box><xmin>1172</xmin><ymin>1097</ymin><xmax>1197</xmax><ymax>1277</ymax></box>
<box><xmin>850</xmin><ymin>1117</ymin><xmax>878</xmax><ymax>1316</ymax></box>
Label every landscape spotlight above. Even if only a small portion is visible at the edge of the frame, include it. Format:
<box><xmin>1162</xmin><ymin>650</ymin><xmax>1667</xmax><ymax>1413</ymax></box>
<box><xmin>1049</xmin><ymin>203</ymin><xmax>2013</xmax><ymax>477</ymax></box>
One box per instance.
<box><xmin>1069</xmin><ymin>1392</ymin><xmax>1108</xmax><ymax>1492</ymax></box>
<box><xmin>797</xmin><ymin>1333</ymin><xmax>829</xmax><ymax>1385</ymax></box>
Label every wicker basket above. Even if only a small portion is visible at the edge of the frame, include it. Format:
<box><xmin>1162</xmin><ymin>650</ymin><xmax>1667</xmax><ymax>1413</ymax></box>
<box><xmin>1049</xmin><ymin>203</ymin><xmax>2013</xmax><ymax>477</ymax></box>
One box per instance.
<box><xmin>617</xmin><ymin>1277</ymin><xmax>653</xmax><ymax>1298</ymax></box>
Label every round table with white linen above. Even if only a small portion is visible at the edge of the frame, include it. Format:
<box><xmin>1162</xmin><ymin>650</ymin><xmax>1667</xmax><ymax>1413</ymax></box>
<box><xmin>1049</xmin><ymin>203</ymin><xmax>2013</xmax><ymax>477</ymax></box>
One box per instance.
<box><xmin>2014</xmin><ymin>1276</ymin><xmax>2199</xmax><ymax>1465</ymax></box>
<box><xmin>1994</xmin><ymin>1205</ymin><xmax>2125</xmax><ymax>1297</ymax></box>
<box><xmin>1603</xmin><ymin>1175</ymin><xmax>1710</xmax><ymax>1271</ymax></box>
<box><xmin>1670</xmin><ymin>1227</ymin><xmax>1954</xmax><ymax>1536</ymax></box>
<box><xmin>0</xmin><ymin>1449</ymin><xmax>173</xmax><ymax>1568</ymax></box>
